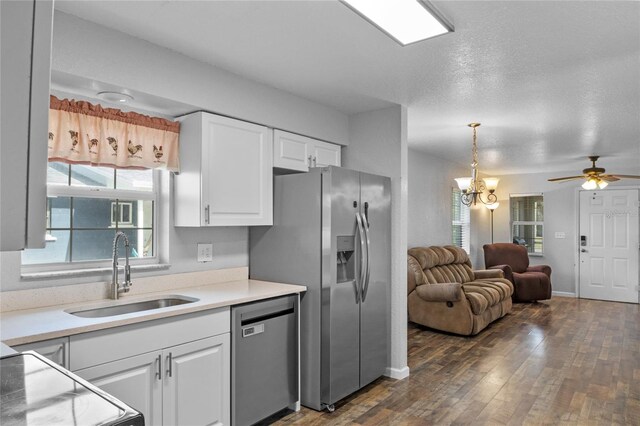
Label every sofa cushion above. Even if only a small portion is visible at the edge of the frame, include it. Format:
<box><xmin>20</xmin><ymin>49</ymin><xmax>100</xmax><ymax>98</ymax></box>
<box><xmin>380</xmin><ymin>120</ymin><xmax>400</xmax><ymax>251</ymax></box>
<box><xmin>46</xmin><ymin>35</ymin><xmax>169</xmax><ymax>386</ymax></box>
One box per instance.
<box><xmin>408</xmin><ymin>246</ymin><xmax>454</xmax><ymax>270</ymax></box>
<box><xmin>483</xmin><ymin>243</ymin><xmax>530</xmax><ymax>273</ymax></box>
<box><xmin>512</xmin><ymin>271</ymin><xmax>551</xmax><ymax>301</ymax></box>
<box><xmin>465</xmin><ymin>292</ymin><xmax>489</xmax><ymax>315</ymax></box>
<box><xmin>473</xmin><ymin>279</ymin><xmax>514</xmax><ymax>300</ymax></box>
<box><xmin>444</xmin><ymin>245</ymin><xmax>471</xmax><ymax>264</ymax></box>
<box><xmin>415</xmin><ymin>282</ymin><xmax>463</xmax><ymax>302</ymax></box>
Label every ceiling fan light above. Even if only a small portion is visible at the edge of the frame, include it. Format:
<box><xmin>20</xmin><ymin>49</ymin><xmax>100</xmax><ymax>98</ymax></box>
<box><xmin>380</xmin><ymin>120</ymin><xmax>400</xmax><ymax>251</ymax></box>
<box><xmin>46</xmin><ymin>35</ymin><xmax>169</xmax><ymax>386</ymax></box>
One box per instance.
<box><xmin>582</xmin><ymin>178</ymin><xmax>598</xmax><ymax>190</ymax></box>
<box><xmin>483</xmin><ymin>177</ymin><xmax>500</xmax><ymax>191</ymax></box>
<box><xmin>597</xmin><ymin>179</ymin><xmax>608</xmax><ymax>189</ymax></box>
<box><xmin>455</xmin><ymin>177</ymin><xmax>472</xmax><ymax>191</ymax></box>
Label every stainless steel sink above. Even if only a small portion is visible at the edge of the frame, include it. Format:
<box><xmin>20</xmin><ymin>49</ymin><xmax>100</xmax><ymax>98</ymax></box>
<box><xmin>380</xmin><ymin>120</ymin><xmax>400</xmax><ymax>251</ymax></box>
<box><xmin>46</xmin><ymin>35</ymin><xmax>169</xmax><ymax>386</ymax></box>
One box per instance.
<box><xmin>66</xmin><ymin>295</ymin><xmax>199</xmax><ymax>318</ymax></box>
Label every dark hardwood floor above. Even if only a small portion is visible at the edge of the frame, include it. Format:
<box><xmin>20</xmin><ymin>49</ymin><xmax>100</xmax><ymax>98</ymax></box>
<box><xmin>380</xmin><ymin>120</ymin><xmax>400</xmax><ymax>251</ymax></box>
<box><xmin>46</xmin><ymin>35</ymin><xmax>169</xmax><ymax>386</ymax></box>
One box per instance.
<box><xmin>271</xmin><ymin>297</ymin><xmax>640</xmax><ymax>425</ymax></box>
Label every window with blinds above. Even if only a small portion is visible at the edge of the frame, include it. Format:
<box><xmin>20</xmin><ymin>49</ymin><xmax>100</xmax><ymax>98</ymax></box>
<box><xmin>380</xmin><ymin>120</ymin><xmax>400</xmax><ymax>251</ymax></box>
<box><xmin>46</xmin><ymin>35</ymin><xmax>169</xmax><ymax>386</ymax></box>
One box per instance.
<box><xmin>451</xmin><ymin>188</ymin><xmax>471</xmax><ymax>254</ymax></box>
<box><xmin>510</xmin><ymin>194</ymin><xmax>544</xmax><ymax>255</ymax></box>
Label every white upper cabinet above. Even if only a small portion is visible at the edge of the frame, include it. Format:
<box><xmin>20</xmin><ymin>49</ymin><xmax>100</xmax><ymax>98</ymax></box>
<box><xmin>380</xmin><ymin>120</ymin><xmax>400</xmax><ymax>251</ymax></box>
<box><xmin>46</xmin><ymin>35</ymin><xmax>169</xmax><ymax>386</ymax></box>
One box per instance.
<box><xmin>175</xmin><ymin>112</ymin><xmax>273</xmax><ymax>226</ymax></box>
<box><xmin>273</xmin><ymin>130</ymin><xmax>341</xmax><ymax>172</ymax></box>
<box><xmin>0</xmin><ymin>0</ymin><xmax>53</xmax><ymax>251</ymax></box>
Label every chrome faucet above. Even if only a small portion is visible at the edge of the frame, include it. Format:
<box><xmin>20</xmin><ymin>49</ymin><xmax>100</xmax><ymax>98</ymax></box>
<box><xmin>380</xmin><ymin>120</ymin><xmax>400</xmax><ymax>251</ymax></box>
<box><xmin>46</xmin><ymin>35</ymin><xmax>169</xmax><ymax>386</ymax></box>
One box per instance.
<box><xmin>112</xmin><ymin>232</ymin><xmax>132</xmax><ymax>299</ymax></box>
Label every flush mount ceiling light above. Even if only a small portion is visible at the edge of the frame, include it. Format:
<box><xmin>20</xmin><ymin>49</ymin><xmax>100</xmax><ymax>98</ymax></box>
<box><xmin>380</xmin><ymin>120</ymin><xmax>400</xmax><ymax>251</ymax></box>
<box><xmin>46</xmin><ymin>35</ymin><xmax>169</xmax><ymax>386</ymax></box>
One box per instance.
<box><xmin>341</xmin><ymin>0</ymin><xmax>453</xmax><ymax>46</ymax></box>
<box><xmin>454</xmin><ymin>123</ymin><xmax>499</xmax><ymax>207</ymax></box>
<box><xmin>97</xmin><ymin>91</ymin><xmax>134</xmax><ymax>103</ymax></box>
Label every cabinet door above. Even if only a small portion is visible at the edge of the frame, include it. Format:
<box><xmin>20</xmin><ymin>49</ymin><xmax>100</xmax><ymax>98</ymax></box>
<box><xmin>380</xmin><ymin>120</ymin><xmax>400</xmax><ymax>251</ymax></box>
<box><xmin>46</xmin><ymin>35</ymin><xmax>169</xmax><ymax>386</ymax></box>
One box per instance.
<box><xmin>312</xmin><ymin>140</ymin><xmax>341</xmax><ymax>168</ymax></box>
<box><xmin>0</xmin><ymin>0</ymin><xmax>53</xmax><ymax>250</ymax></box>
<box><xmin>201</xmin><ymin>114</ymin><xmax>273</xmax><ymax>226</ymax></box>
<box><xmin>12</xmin><ymin>337</ymin><xmax>69</xmax><ymax>369</ymax></box>
<box><xmin>163</xmin><ymin>334</ymin><xmax>230</xmax><ymax>426</ymax></box>
<box><xmin>273</xmin><ymin>130</ymin><xmax>310</xmax><ymax>172</ymax></box>
<box><xmin>75</xmin><ymin>351</ymin><xmax>163</xmax><ymax>426</ymax></box>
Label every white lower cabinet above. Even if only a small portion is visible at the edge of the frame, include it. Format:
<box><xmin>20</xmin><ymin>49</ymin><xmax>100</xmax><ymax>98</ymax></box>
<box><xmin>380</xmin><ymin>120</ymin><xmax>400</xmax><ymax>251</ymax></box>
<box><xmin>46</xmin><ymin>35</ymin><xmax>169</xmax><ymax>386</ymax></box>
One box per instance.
<box><xmin>12</xmin><ymin>337</ymin><xmax>69</xmax><ymax>369</ymax></box>
<box><xmin>164</xmin><ymin>335</ymin><xmax>230</xmax><ymax>426</ymax></box>
<box><xmin>75</xmin><ymin>351</ymin><xmax>163</xmax><ymax>425</ymax></box>
<box><xmin>75</xmin><ymin>335</ymin><xmax>230</xmax><ymax>426</ymax></box>
<box><xmin>70</xmin><ymin>308</ymin><xmax>231</xmax><ymax>426</ymax></box>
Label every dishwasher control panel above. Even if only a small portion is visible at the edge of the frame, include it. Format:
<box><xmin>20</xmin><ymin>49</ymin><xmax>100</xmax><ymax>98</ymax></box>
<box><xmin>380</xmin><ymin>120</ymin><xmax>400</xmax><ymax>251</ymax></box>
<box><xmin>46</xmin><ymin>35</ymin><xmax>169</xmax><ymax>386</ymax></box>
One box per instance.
<box><xmin>242</xmin><ymin>323</ymin><xmax>264</xmax><ymax>338</ymax></box>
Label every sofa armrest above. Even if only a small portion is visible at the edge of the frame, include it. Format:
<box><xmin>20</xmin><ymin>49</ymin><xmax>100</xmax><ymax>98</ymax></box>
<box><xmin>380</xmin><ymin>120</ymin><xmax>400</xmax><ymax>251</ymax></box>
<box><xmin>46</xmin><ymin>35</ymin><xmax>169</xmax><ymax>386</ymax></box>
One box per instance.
<box><xmin>415</xmin><ymin>282</ymin><xmax>463</xmax><ymax>302</ymax></box>
<box><xmin>527</xmin><ymin>264</ymin><xmax>552</xmax><ymax>277</ymax></box>
<box><xmin>485</xmin><ymin>264</ymin><xmax>513</xmax><ymax>283</ymax></box>
<box><xmin>473</xmin><ymin>269</ymin><xmax>504</xmax><ymax>280</ymax></box>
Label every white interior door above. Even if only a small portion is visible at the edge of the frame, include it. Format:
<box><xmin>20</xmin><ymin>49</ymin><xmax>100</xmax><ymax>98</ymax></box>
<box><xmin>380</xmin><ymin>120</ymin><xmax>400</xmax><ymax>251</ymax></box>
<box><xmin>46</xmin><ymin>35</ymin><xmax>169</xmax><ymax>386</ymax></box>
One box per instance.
<box><xmin>579</xmin><ymin>189</ymin><xmax>639</xmax><ymax>303</ymax></box>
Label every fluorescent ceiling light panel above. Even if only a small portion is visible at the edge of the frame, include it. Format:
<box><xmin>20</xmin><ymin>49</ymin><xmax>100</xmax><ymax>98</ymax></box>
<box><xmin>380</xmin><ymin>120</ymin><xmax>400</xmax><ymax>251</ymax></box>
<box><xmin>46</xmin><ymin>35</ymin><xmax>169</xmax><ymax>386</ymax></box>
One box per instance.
<box><xmin>342</xmin><ymin>0</ymin><xmax>453</xmax><ymax>46</ymax></box>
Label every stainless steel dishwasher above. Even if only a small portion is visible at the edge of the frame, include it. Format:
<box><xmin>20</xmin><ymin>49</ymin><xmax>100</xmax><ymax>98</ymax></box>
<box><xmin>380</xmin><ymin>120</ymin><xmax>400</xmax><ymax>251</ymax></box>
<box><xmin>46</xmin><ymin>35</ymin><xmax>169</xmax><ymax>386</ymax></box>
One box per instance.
<box><xmin>231</xmin><ymin>295</ymin><xmax>298</xmax><ymax>425</ymax></box>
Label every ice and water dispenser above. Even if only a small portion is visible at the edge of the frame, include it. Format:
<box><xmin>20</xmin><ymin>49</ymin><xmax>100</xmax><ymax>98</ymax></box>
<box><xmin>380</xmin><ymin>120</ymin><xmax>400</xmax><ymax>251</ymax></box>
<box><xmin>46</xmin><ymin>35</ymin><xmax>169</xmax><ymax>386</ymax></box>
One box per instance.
<box><xmin>337</xmin><ymin>235</ymin><xmax>355</xmax><ymax>283</ymax></box>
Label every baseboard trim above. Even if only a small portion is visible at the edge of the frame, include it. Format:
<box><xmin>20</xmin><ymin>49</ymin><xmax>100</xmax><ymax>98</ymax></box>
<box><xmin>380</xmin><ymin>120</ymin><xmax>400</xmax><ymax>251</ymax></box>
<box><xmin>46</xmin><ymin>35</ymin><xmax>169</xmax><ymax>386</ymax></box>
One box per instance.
<box><xmin>384</xmin><ymin>366</ymin><xmax>410</xmax><ymax>380</ymax></box>
<box><xmin>552</xmin><ymin>291</ymin><xmax>577</xmax><ymax>298</ymax></box>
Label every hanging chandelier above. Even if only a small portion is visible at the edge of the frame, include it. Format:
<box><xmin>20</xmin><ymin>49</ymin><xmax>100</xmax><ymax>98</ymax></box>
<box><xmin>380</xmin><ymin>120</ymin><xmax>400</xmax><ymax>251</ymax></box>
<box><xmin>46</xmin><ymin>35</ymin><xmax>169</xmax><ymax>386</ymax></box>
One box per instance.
<box><xmin>454</xmin><ymin>123</ymin><xmax>499</xmax><ymax>206</ymax></box>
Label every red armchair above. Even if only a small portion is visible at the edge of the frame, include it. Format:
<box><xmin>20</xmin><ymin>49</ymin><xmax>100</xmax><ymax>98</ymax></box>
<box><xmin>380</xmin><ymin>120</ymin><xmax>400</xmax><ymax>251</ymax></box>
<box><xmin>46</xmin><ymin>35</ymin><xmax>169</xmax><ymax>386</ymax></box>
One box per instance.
<box><xmin>483</xmin><ymin>243</ymin><xmax>552</xmax><ymax>302</ymax></box>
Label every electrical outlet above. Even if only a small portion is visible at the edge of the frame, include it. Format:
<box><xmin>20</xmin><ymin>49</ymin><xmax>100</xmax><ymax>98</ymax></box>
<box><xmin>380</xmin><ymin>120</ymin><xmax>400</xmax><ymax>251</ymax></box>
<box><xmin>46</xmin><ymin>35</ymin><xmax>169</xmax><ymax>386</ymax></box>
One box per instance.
<box><xmin>197</xmin><ymin>243</ymin><xmax>213</xmax><ymax>262</ymax></box>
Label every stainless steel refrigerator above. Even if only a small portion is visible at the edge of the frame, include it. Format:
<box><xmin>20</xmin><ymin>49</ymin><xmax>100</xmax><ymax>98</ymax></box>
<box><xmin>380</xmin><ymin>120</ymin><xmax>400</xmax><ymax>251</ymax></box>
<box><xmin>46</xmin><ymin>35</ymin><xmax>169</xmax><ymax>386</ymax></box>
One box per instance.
<box><xmin>249</xmin><ymin>166</ymin><xmax>391</xmax><ymax>411</ymax></box>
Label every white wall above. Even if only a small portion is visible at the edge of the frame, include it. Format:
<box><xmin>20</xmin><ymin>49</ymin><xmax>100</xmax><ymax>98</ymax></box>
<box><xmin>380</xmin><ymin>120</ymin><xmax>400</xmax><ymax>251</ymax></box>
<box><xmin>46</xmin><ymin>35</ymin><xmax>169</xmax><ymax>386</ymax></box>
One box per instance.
<box><xmin>407</xmin><ymin>149</ymin><xmax>468</xmax><ymax>248</ymax></box>
<box><xmin>471</xmin><ymin>168</ymin><xmax>640</xmax><ymax>295</ymax></box>
<box><xmin>0</xmin><ymin>11</ymin><xmax>351</xmax><ymax>292</ymax></box>
<box><xmin>343</xmin><ymin>105</ymin><xmax>409</xmax><ymax>379</ymax></box>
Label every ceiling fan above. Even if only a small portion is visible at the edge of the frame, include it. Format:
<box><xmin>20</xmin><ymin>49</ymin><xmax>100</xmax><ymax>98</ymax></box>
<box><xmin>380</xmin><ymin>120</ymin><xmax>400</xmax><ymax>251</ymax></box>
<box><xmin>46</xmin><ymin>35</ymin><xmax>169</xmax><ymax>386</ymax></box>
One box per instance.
<box><xmin>548</xmin><ymin>156</ymin><xmax>640</xmax><ymax>189</ymax></box>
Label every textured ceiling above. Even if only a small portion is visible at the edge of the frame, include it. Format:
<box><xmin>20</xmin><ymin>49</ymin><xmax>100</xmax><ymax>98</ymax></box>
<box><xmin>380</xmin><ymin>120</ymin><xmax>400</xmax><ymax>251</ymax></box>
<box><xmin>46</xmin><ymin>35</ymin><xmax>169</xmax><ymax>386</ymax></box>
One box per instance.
<box><xmin>55</xmin><ymin>0</ymin><xmax>640</xmax><ymax>175</ymax></box>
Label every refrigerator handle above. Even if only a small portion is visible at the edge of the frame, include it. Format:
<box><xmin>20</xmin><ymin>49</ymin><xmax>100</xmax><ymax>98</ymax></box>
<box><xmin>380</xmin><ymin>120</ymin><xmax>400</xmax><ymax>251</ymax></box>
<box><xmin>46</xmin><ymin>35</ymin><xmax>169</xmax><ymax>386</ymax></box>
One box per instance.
<box><xmin>360</xmin><ymin>212</ymin><xmax>372</xmax><ymax>302</ymax></box>
<box><xmin>355</xmin><ymin>212</ymin><xmax>366</xmax><ymax>304</ymax></box>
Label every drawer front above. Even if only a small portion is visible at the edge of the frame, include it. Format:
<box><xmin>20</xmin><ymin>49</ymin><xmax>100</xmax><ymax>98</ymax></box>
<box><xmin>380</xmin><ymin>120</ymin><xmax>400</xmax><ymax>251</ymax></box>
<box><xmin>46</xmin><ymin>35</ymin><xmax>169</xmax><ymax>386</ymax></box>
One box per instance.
<box><xmin>12</xmin><ymin>337</ymin><xmax>69</xmax><ymax>369</ymax></box>
<box><xmin>70</xmin><ymin>307</ymin><xmax>229</xmax><ymax>371</ymax></box>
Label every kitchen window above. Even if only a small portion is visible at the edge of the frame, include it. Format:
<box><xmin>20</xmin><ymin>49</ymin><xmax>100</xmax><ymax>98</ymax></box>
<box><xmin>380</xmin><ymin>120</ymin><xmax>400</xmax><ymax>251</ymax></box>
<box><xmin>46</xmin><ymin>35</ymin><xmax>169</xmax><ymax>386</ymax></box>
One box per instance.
<box><xmin>22</xmin><ymin>162</ymin><xmax>157</xmax><ymax>266</ymax></box>
<box><xmin>510</xmin><ymin>193</ymin><xmax>544</xmax><ymax>255</ymax></box>
<box><xmin>451</xmin><ymin>188</ymin><xmax>471</xmax><ymax>254</ymax></box>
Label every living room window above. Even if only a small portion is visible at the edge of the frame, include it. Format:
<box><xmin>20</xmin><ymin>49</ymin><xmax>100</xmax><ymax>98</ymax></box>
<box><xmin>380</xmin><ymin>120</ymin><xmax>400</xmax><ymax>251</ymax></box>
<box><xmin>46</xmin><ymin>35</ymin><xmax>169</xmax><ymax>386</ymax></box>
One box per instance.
<box><xmin>451</xmin><ymin>188</ymin><xmax>471</xmax><ymax>253</ymax></box>
<box><xmin>510</xmin><ymin>193</ymin><xmax>544</xmax><ymax>255</ymax></box>
<box><xmin>22</xmin><ymin>162</ymin><xmax>157</xmax><ymax>266</ymax></box>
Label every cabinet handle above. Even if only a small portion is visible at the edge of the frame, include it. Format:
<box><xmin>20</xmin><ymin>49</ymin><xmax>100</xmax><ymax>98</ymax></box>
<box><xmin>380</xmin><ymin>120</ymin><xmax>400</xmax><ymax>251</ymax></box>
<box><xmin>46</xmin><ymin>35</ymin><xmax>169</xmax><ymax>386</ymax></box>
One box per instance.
<box><xmin>313</xmin><ymin>156</ymin><xmax>317</xmax><ymax>167</ymax></box>
<box><xmin>204</xmin><ymin>205</ymin><xmax>210</xmax><ymax>225</ymax></box>
<box><xmin>156</xmin><ymin>354</ymin><xmax>162</xmax><ymax>380</ymax></box>
<box><xmin>307</xmin><ymin>155</ymin><xmax>313</xmax><ymax>167</ymax></box>
<box><xmin>166</xmin><ymin>352</ymin><xmax>173</xmax><ymax>377</ymax></box>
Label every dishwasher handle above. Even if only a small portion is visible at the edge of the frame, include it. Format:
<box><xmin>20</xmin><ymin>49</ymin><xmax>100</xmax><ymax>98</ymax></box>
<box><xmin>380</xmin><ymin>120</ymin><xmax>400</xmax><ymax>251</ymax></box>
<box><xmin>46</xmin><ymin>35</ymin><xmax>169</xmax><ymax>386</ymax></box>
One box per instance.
<box><xmin>241</xmin><ymin>306</ymin><xmax>294</xmax><ymax>326</ymax></box>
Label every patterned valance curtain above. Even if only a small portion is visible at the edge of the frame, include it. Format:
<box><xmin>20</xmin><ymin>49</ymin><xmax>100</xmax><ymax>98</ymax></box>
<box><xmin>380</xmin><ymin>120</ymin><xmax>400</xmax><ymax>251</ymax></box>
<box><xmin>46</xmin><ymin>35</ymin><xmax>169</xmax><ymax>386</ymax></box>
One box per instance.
<box><xmin>48</xmin><ymin>96</ymin><xmax>180</xmax><ymax>172</ymax></box>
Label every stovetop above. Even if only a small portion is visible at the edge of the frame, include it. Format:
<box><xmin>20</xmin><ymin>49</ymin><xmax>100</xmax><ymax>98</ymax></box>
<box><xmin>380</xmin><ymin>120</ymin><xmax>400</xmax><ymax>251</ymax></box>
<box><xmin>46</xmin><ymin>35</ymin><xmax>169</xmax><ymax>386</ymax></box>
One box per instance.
<box><xmin>1</xmin><ymin>351</ymin><xmax>143</xmax><ymax>426</ymax></box>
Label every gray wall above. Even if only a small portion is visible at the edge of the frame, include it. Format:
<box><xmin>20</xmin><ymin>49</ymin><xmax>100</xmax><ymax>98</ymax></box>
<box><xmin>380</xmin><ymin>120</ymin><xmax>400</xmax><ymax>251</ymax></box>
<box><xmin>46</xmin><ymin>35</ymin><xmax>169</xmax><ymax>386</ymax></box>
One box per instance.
<box><xmin>51</xmin><ymin>12</ymin><xmax>349</xmax><ymax>146</ymax></box>
<box><xmin>407</xmin><ymin>149</ymin><xmax>468</xmax><ymax>248</ymax></box>
<box><xmin>471</xmin><ymin>168</ymin><xmax>640</xmax><ymax>295</ymax></box>
<box><xmin>343</xmin><ymin>105</ymin><xmax>409</xmax><ymax>378</ymax></box>
<box><xmin>0</xmin><ymin>11</ymin><xmax>350</xmax><ymax>292</ymax></box>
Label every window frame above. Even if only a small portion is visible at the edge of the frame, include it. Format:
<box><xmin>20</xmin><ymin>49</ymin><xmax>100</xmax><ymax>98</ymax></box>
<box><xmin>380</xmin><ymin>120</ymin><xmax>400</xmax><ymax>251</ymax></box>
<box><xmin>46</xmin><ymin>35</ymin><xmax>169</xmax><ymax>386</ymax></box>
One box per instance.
<box><xmin>510</xmin><ymin>192</ymin><xmax>544</xmax><ymax>256</ymax></box>
<box><xmin>451</xmin><ymin>187</ymin><xmax>471</xmax><ymax>254</ymax></box>
<box><xmin>21</xmin><ymin>169</ymin><xmax>160</xmax><ymax>273</ymax></box>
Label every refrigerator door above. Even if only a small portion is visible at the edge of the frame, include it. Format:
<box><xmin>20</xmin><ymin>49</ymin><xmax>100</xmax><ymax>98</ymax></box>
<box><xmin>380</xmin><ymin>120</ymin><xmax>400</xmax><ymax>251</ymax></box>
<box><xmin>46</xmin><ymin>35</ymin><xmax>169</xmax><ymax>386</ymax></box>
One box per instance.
<box><xmin>359</xmin><ymin>172</ymin><xmax>391</xmax><ymax>387</ymax></box>
<box><xmin>321</xmin><ymin>167</ymin><xmax>363</xmax><ymax>406</ymax></box>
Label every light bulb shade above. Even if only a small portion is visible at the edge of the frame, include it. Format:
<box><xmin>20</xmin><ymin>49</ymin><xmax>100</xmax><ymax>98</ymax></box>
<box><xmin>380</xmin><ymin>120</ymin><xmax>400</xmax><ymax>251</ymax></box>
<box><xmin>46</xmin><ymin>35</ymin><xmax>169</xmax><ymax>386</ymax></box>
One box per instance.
<box><xmin>486</xmin><ymin>202</ymin><xmax>500</xmax><ymax>210</ymax></box>
<box><xmin>455</xmin><ymin>177</ymin><xmax>472</xmax><ymax>191</ymax></box>
<box><xmin>582</xmin><ymin>178</ymin><xmax>598</xmax><ymax>190</ymax></box>
<box><xmin>597</xmin><ymin>179</ymin><xmax>608</xmax><ymax>189</ymax></box>
<box><xmin>483</xmin><ymin>177</ymin><xmax>500</xmax><ymax>191</ymax></box>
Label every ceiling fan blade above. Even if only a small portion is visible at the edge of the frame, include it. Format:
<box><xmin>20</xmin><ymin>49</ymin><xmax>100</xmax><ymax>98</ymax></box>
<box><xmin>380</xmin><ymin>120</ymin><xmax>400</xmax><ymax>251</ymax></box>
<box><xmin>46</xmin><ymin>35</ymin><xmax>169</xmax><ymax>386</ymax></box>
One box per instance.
<box><xmin>547</xmin><ymin>175</ymin><xmax>585</xmax><ymax>182</ymax></box>
<box><xmin>599</xmin><ymin>175</ymin><xmax>620</xmax><ymax>182</ymax></box>
<box><xmin>608</xmin><ymin>174</ymin><xmax>640</xmax><ymax>179</ymax></box>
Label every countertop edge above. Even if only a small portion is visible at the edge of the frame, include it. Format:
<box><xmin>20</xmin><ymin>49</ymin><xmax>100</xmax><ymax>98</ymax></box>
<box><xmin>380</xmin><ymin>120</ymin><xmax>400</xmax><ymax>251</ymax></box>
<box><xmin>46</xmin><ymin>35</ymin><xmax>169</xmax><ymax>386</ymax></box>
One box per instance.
<box><xmin>1</xmin><ymin>280</ymin><xmax>306</xmax><ymax>347</ymax></box>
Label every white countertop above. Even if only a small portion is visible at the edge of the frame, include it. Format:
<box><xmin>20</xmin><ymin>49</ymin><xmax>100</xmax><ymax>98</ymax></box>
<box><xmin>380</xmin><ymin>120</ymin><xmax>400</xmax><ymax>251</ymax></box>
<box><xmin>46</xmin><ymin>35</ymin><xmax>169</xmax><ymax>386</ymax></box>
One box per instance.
<box><xmin>1</xmin><ymin>279</ymin><xmax>306</xmax><ymax>347</ymax></box>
